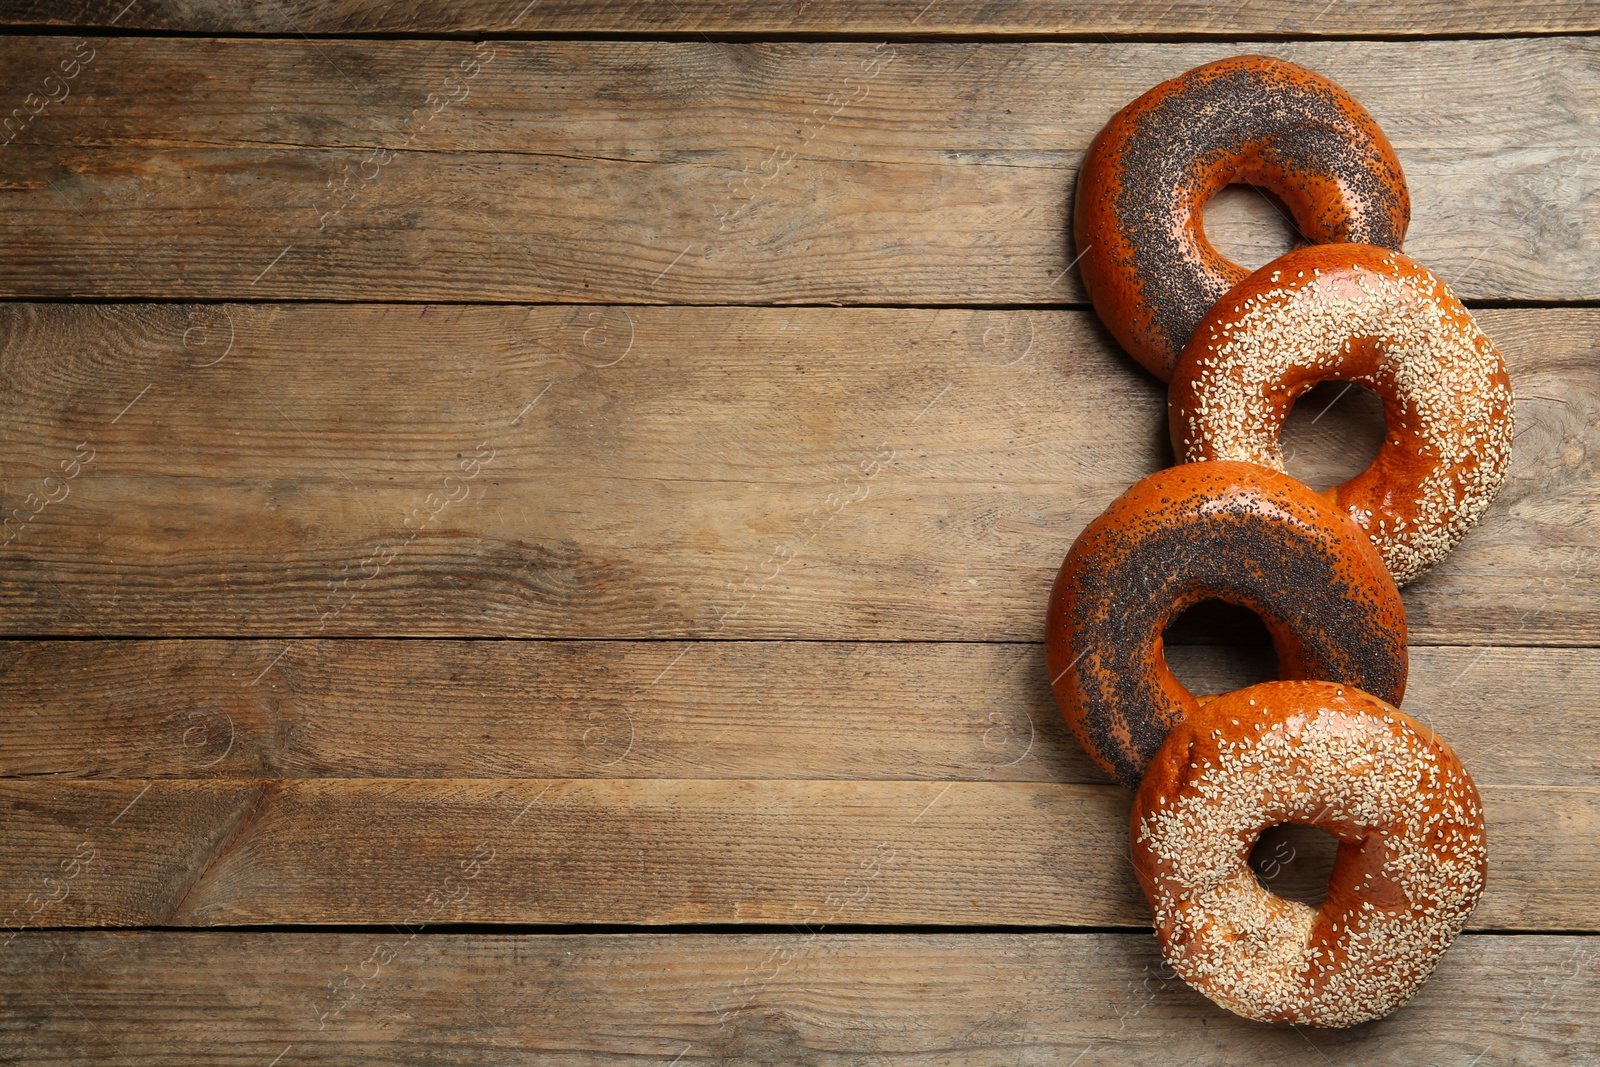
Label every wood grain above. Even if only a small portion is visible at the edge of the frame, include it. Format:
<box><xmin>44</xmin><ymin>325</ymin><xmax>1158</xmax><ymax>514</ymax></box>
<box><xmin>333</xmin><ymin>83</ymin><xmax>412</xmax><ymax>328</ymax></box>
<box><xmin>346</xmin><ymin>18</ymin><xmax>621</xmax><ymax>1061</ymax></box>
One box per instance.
<box><xmin>0</xmin><ymin>38</ymin><xmax>1595</xmax><ymax>302</ymax></box>
<box><xmin>2</xmin><ymin>931</ymin><xmax>1596</xmax><ymax>1064</ymax></box>
<box><xmin>3</xmin><ymin>0</ymin><xmax>1597</xmax><ymax>36</ymax></box>
<box><xmin>0</xmin><ymin>777</ymin><xmax>1591</xmax><ymax>929</ymax></box>
<box><xmin>0</xmin><ymin>15</ymin><xmax>1593</xmax><ymax>1065</ymax></box>
<box><xmin>0</xmin><ymin>640</ymin><xmax>1593</xmax><ymax>788</ymax></box>
<box><xmin>0</xmin><ymin>304</ymin><xmax>1592</xmax><ymax>641</ymax></box>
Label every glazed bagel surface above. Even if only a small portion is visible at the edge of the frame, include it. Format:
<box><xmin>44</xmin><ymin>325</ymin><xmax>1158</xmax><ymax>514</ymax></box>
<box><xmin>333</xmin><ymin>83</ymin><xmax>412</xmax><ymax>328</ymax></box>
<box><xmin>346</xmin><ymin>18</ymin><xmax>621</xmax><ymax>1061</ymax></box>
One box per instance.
<box><xmin>1131</xmin><ymin>681</ymin><xmax>1487</xmax><ymax>1026</ymax></box>
<box><xmin>1074</xmin><ymin>54</ymin><xmax>1410</xmax><ymax>381</ymax></box>
<box><xmin>1169</xmin><ymin>243</ymin><xmax>1514</xmax><ymax>586</ymax></box>
<box><xmin>1045</xmin><ymin>461</ymin><xmax>1406</xmax><ymax>788</ymax></box>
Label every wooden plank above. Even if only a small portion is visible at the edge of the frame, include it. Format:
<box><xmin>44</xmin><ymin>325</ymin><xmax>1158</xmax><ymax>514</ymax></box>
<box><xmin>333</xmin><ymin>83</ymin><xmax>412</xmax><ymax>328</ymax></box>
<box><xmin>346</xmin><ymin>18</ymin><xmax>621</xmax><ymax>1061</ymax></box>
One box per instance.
<box><xmin>1</xmin><ymin>931</ymin><xmax>1595</xmax><ymax>1064</ymax></box>
<box><xmin>0</xmin><ymin>641</ymin><xmax>1593</xmax><ymax>788</ymax></box>
<box><xmin>0</xmin><ymin>38</ymin><xmax>1594</xmax><ymax>302</ymax></box>
<box><xmin>3</xmin><ymin>0</ymin><xmax>1596</xmax><ymax>36</ymax></box>
<box><xmin>0</xmin><ymin>777</ymin><xmax>1591</xmax><ymax>928</ymax></box>
<box><xmin>0</xmin><ymin>304</ymin><xmax>1592</xmax><ymax>642</ymax></box>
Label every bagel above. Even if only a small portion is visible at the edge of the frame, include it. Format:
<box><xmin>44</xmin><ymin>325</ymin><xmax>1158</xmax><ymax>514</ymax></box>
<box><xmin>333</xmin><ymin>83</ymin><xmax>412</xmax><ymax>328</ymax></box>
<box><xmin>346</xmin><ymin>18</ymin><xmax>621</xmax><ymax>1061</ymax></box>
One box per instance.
<box><xmin>1045</xmin><ymin>461</ymin><xmax>1407</xmax><ymax>787</ymax></box>
<box><xmin>1131</xmin><ymin>681</ymin><xmax>1487</xmax><ymax>1026</ymax></box>
<box><xmin>1169</xmin><ymin>243</ymin><xmax>1514</xmax><ymax>585</ymax></box>
<box><xmin>1074</xmin><ymin>55</ymin><xmax>1409</xmax><ymax>381</ymax></box>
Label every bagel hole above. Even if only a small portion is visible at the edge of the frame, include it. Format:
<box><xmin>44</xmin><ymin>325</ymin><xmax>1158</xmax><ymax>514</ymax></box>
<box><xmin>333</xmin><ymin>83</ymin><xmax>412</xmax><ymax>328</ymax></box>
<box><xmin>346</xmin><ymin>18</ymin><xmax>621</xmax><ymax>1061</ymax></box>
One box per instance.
<box><xmin>1202</xmin><ymin>184</ymin><xmax>1302</xmax><ymax>271</ymax></box>
<box><xmin>1250</xmin><ymin>823</ymin><xmax>1341</xmax><ymax>908</ymax></box>
<box><xmin>1280</xmin><ymin>380</ymin><xmax>1387</xmax><ymax>493</ymax></box>
<box><xmin>1162</xmin><ymin>600</ymin><xmax>1278</xmax><ymax>698</ymax></box>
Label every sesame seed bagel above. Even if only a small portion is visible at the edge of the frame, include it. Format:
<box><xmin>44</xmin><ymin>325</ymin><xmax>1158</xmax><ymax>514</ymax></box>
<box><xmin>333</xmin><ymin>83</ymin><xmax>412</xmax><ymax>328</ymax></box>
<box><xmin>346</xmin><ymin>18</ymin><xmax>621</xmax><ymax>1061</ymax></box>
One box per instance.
<box><xmin>1169</xmin><ymin>244</ymin><xmax>1514</xmax><ymax>586</ymax></box>
<box><xmin>1131</xmin><ymin>681</ymin><xmax>1487</xmax><ymax>1027</ymax></box>
<box><xmin>1074</xmin><ymin>55</ymin><xmax>1409</xmax><ymax>382</ymax></box>
<box><xmin>1045</xmin><ymin>461</ymin><xmax>1407</xmax><ymax>788</ymax></box>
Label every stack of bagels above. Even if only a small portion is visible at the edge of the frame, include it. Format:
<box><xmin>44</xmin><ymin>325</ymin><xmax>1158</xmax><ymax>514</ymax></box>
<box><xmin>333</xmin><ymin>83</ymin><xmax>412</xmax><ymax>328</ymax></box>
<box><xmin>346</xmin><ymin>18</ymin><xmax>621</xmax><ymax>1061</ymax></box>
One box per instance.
<box><xmin>1047</xmin><ymin>55</ymin><xmax>1512</xmax><ymax>1027</ymax></box>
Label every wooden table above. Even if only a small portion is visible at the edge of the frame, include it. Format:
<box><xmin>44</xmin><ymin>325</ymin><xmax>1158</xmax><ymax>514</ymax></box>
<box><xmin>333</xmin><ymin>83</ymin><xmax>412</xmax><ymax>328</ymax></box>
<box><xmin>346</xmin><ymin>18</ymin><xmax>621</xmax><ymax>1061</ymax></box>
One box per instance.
<box><xmin>1</xmin><ymin>3</ymin><xmax>1596</xmax><ymax>1063</ymax></box>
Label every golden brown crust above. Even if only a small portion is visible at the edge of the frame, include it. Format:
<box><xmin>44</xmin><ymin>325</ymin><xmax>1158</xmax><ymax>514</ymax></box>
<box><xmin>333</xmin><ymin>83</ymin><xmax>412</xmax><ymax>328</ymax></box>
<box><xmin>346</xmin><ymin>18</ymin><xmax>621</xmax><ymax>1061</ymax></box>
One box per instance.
<box><xmin>1074</xmin><ymin>54</ymin><xmax>1409</xmax><ymax>382</ymax></box>
<box><xmin>1130</xmin><ymin>681</ymin><xmax>1487</xmax><ymax>1027</ymax></box>
<box><xmin>1169</xmin><ymin>243</ymin><xmax>1514</xmax><ymax>585</ymax></box>
<box><xmin>1045</xmin><ymin>461</ymin><xmax>1406</xmax><ymax>787</ymax></box>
